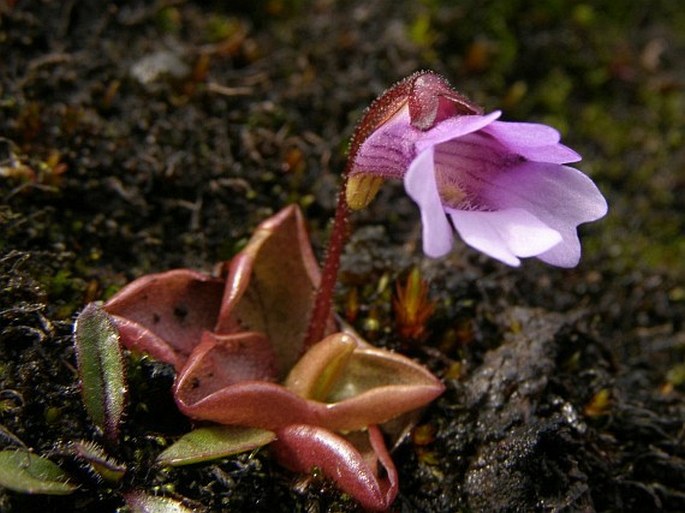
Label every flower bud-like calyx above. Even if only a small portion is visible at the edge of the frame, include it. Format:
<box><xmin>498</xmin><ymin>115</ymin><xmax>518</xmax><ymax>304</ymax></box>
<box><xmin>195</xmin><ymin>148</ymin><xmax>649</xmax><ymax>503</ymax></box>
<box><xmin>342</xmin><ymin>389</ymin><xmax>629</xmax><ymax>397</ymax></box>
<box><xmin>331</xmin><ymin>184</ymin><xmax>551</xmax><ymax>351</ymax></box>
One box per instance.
<box><xmin>346</xmin><ymin>71</ymin><xmax>481</xmax><ymax>210</ymax></box>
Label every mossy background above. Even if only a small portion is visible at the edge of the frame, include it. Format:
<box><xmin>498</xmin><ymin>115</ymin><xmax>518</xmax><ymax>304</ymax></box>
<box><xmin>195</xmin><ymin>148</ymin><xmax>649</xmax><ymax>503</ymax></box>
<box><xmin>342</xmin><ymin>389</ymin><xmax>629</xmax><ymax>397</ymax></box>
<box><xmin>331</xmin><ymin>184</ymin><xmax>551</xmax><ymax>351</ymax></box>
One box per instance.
<box><xmin>1</xmin><ymin>1</ymin><xmax>684</xmax><ymax>512</ymax></box>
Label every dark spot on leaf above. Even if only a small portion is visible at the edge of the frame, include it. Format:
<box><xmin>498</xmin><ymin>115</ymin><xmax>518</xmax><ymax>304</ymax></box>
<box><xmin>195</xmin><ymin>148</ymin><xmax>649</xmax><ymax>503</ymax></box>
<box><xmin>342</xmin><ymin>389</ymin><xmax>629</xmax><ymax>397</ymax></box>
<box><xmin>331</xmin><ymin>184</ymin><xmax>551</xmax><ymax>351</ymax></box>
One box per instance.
<box><xmin>174</xmin><ymin>305</ymin><xmax>188</xmax><ymax>321</ymax></box>
<box><xmin>235</xmin><ymin>316</ymin><xmax>251</xmax><ymax>330</ymax></box>
<box><xmin>152</xmin><ymin>313</ymin><xmax>160</xmax><ymax>324</ymax></box>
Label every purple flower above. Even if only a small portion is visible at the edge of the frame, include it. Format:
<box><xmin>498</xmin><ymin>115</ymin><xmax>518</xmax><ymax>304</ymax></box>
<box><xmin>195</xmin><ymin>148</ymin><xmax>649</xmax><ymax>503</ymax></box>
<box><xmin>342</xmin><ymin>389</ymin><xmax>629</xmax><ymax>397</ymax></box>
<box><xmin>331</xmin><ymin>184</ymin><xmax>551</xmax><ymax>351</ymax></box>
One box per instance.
<box><xmin>351</xmin><ymin>105</ymin><xmax>608</xmax><ymax>267</ymax></box>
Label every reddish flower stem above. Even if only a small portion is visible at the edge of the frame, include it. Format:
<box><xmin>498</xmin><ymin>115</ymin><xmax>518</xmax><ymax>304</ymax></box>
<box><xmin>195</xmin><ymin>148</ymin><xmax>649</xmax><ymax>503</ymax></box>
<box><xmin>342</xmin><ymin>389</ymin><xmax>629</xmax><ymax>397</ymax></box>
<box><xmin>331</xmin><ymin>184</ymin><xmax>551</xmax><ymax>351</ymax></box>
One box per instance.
<box><xmin>303</xmin><ymin>73</ymin><xmax>423</xmax><ymax>350</ymax></box>
<box><xmin>303</xmin><ymin>168</ymin><xmax>351</xmax><ymax>349</ymax></box>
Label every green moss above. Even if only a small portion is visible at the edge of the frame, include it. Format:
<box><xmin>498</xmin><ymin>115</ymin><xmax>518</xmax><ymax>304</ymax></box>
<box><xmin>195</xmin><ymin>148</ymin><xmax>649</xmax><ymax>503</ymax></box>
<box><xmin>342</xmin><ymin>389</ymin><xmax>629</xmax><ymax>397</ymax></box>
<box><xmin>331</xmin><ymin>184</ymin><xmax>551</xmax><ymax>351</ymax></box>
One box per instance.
<box><xmin>156</xmin><ymin>7</ymin><xmax>182</xmax><ymax>34</ymax></box>
<box><xmin>43</xmin><ymin>406</ymin><xmax>62</xmax><ymax>424</ymax></box>
<box><xmin>408</xmin><ymin>13</ymin><xmax>435</xmax><ymax>49</ymax></box>
<box><xmin>666</xmin><ymin>363</ymin><xmax>685</xmax><ymax>387</ymax></box>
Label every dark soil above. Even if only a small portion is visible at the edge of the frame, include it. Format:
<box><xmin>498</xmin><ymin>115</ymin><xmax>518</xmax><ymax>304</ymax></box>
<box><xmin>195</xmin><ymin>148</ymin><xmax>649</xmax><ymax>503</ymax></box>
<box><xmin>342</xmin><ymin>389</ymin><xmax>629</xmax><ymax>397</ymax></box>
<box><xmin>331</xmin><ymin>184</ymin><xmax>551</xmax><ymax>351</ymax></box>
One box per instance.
<box><xmin>1</xmin><ymin>1</ymin><xmax>684</xmax><ymax>512</ymax></box>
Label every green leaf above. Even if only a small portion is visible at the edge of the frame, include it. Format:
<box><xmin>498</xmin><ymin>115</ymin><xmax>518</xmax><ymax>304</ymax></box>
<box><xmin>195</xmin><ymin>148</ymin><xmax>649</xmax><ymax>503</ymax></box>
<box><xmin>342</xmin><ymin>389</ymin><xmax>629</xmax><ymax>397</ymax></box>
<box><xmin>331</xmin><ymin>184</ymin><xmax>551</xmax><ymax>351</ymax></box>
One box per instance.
<box><xmin>284</xmin><ymin>332</ymin><xmax>356</xmax><ymax>401</ymax></box>
<box><xmin>157</xmin><ymin>425</ymin><xmax>275</xmax><ymax>466</ymax></box>
<box><xmin>73</xmin><ymin>302</ymin><xmax>127</xmax><ymax>441</ymax></box>
<box><xmin>70</xmin><ymin>440</ymin><xmax>126</xmax><ymax>483</ymax></box>
<box><xmin>0</xmin><ymin>450</ymin><xmax>76</xmax><ymax>495</ymax></box>
<box><xmin>124</xmin><ymin>491</ymin><xmax>197</xmax><ymax>513</ymax></box>
<box><xmin>326</xmin><ymin>345</ymin><xmax>443</xmax><ymax>402</ymax></box>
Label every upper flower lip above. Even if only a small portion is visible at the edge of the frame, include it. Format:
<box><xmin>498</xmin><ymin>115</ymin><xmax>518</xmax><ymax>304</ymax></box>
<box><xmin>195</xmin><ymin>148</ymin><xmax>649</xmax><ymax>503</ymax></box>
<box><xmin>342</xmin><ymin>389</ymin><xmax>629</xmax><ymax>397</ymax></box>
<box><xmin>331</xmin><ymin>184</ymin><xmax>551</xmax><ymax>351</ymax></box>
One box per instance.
<box><xmin>414</xmin><ymin>110</ymin><xmax>503</xmax><ymax>153</ymax></box>
<box><xmin>482</xmin><ymin>119</ymin><xmax>582</xmax><ymax>164</ymax></box>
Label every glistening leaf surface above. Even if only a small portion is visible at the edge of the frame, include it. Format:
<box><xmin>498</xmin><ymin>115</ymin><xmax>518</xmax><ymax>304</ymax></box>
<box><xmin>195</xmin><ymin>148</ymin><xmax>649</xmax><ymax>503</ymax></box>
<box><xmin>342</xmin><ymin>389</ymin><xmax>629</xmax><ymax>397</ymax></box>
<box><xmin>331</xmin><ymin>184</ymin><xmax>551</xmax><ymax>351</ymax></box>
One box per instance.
<box><xmin>124</xmin><ymin>490</ymin><xmax>196</xmax><ymax>513</ymax></box>
<box><xmin>73</xmin><ymin>303</ymin><xmax>127</xmax><ymax>441</ymax></box>
<box><xmin>0</xmin><ymin>450</ymin><xmax>76</xmax><ymax>495</ymax></box>
<box><xmin>157</xmin><ymin>425</ymin><xmax>275</xmax><ymax>466</ymax></box>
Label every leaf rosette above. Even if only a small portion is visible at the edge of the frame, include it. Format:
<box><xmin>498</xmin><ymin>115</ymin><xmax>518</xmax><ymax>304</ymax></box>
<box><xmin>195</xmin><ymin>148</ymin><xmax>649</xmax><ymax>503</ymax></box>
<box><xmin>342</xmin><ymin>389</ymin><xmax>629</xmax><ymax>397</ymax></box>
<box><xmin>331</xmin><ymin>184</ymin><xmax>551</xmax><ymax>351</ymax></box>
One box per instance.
<box><xmin>104</xmin><ymin>205</ymin><xmax>444</xmax><ymax>511</ymax></box>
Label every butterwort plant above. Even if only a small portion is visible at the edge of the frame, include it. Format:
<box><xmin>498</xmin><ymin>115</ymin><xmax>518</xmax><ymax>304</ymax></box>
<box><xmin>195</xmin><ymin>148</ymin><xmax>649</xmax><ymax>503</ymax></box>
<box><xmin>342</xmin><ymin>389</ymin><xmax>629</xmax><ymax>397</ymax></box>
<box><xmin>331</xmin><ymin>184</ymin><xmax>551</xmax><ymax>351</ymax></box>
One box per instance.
<box><xmin>65</xmin><ymin>70</ymin><xmax>608</xmax><ymax>512</ymax></box>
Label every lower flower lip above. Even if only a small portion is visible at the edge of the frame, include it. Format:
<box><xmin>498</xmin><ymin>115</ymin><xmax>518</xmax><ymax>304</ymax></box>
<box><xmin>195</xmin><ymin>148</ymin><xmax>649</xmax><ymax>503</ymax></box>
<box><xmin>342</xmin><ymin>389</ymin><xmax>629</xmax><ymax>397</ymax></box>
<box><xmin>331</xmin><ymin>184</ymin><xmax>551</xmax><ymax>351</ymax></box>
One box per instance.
<box><xmin>404</xmin><ymin>132</ymin><xmax>607</xmax><ymax>266</ymax></box>
<box><xmin>447</xmin><ymin>207</ymin><xmax>565</xmax><ymax>267</ymax></box>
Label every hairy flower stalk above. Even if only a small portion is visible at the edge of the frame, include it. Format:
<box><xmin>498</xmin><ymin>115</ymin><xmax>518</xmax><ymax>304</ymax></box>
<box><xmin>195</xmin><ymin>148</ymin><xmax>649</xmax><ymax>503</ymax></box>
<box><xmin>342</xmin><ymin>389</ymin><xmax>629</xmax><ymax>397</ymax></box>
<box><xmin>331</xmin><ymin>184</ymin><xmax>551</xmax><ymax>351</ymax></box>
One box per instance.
<box><xmin>302</xmin><ymin>176</ymin><xmax>351</xmax><ymax>350</ymax></box>
<box><xmin>304</xmin><ymin>71</ymin><xmax>480</xmax><ymax>348</ymax></box>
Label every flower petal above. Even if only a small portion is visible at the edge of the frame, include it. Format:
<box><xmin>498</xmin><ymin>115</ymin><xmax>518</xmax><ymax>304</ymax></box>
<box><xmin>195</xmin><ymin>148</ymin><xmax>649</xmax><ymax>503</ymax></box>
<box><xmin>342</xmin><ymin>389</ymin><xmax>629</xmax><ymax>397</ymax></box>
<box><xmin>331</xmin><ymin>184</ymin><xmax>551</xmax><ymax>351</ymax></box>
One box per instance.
<box><xmin>484</xmin><ymin>120</ymin><xmax>581</xmax><ymax>163</ymax></box>
<box><xmin>351</xmin><ymin>106</ymin><xmax>417</xmax><ymax>180</ymax></box>
<box><xmin>488</xmin><ymin>120</ymin><xmax>563</xmax><ymax>146</ymax></box>
<box><xmin>104</xmin><ymin>269</ymin><xmax>224</xmax><ymax>366</ymax></box>
<box><xmin>537</xmin><ymin>227</ymin><xmax>584</xmax><ymax>267</ymax></box>
<box><xmin>414</xmin><ymin>111</ymin><xmax>501</xmax><ymax>153</ymax></box>
<box><xmin>448</xmin><ymin>208</ymin><xmax>563</xmax><ymax>266</ymax></box>
<box><xmin>272</xmin><ymin>424</ymin><xmax>398</xmax><ymax>512</ymax></box>
<box><xmin>483</xmin><ymin>162</ymin><xmax>608</xmax><ymax>267</ymax></box>
<box><xmin>405</xmin><ymin>149</ymin><xmax>454</xmax><ymax>257</ymax></box>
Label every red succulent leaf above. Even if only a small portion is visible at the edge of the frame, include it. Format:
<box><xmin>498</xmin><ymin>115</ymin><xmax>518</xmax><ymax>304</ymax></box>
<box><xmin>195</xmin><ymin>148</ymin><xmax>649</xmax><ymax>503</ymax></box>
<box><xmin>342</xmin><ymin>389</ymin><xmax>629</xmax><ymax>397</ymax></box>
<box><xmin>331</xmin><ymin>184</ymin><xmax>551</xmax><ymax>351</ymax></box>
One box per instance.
<box><xmin>173</xmin><ymin>331</ymin><xmax>319</xmax><ymax>430</ymax></box>
<box><xmin>286</xmin><ymin>332</ymin><xmax>445</xmax><ymax>432</ymax></box>
<box><xmin>176</xmin><ymin>380</ymin><xmax>318</xmax><ymax>430</ymax></box>
<box><xmin>175</xmin><ymin>332</ymin><xmax>444</xmax><ymax>433</ymax></box>
<box><xmin>105</xmin><ymin>270</ymin><xmax>224</xmax><ymax>370</ymax></box>
<box><xmin>108</xmin><ymin>316</ymin><xmax>184</xmax><ymax>369</ymax></box>
<box><xmin>272</xmin><ymin>424</ymin><xmax>398</xmax><ymax>512</ymax></box>
<box><xmin>174</xmin><ymin>330</ymin><xmax>317</xmax><ymax>430</ymax></box>
<box><xmin>177</xmin><ymin>331</ymin><xmax>278</xmax><ymax>393</ymax></box>
<box><xmin>98</xmin><ymin>205</ymin><xmax>444</xmax><ymax>511</ymax></box>
<box><xmin>284</xmin><ymin>331</ymin><xmax>356</xmax><ymax>401</ymax></box>
<box><xmin>216</xmin><ymin>204</ymin><xmax>332</xmax><ymax>377</ymax></box>
<box><xmin>103</xmin><ymin>205</ymin><xmax>328</xmax><ymax>374</ymax></box>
